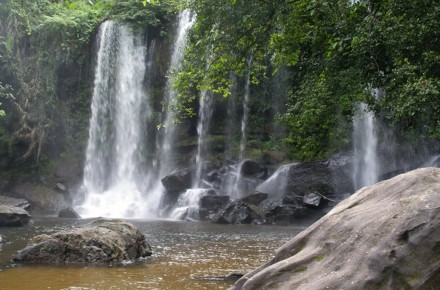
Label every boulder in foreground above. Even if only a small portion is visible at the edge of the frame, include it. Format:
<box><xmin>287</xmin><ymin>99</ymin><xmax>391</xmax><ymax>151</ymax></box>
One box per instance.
<box><xmin>13</xmin><ymin>218</ymin><xmax>151</xmax><ymax>264</ymax></box>
<box><xmin>0</xmin><ymin>205</ymin><xmax>31</xmax><ymax>226</ymax></box>
<box><xmin>232</xmin><ymin>167</ymin><xmax>440</xmax><ymax>290</ymax></box>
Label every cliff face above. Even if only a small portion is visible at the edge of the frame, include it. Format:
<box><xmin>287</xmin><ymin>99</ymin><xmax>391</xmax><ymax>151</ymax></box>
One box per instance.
<box><xmin>231</xmin><ymin>167</ymin><xmax>440</xmax><ymax>290</ymax></box>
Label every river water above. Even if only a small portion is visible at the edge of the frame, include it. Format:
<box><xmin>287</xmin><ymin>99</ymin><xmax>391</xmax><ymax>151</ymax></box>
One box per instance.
<box><xmin>0</xmin><ymin>217</ymin><xmax>305</xmax><ymax>289</ymax></box>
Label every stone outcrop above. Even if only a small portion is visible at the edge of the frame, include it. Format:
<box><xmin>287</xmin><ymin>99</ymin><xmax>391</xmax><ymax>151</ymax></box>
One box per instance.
<box><xmin>13</xmin><ymin>219</ymin><xmax>152</xmax><ymax>264</ymax></box>
<box><xmin>0</xmin><ymin>195</ymin><xmax>31</xmax><ymax>210</ymax></box>
<box><xmin>231</xmin><ymin>168</ymin><xmax>440</xmax><ymax>290</ymax></box>
<box><xmin>0</xmin><ymin>205</ymin><xmax>32</xmax><ymax>226</ymax></box>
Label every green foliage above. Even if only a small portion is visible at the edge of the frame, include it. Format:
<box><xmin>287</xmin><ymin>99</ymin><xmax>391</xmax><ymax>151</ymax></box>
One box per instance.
<box><xmin>176</xmin><ymin>0</ymin><xmax>440</xmax><ymax>160</ymax></box>
<box><xmin>0</xmin><ymin>82</ymin><xmax>15</xmax><ymax>117</ymax></box>
<box><xmin>0</xmin><ymin>0</ymin><xmax>177</xmax><ymax>163</ymax></box>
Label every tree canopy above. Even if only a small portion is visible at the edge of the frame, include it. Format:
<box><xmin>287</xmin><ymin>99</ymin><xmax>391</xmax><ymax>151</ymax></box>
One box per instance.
<box><xmin>175</xmin><ymin>0</ymin><xmax>440</xmax><ymax>159</ymax></box>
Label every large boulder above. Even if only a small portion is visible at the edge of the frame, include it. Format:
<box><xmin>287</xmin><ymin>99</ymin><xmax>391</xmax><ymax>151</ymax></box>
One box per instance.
<box><xmin>13</xmin><ymin>219</ymin><xmax>152</xmax><ymax>264</ymax></box>
<box><xmin>161</xmin><ymin>168</ymin><xmax>192</xmax><ymax>194</ymax></box>
<box><xmin>282</xmin><ymin>154</ymin><xmax>354</xmax><ymax>203</ymax></box>
<box><xmin>199</xmin><ymin>194</ymin><xmax>230</xmax><ymax>220</ymax></box>
<box><xmin>0</xmin><ymin>195</ymin><xmax>31</xmax><ymax>210</ymax></box>
<box><xmin>211</xmin><ymin>201</ymin><xmax>266</xmax><ymax>224</ymax></box>
<box><xmin>0</xmin><ymin>205</ymin><xmax>32</xmax><ymax>226</ymax></box>
<box><xmin>231</xmin><ymin>167</ymin><xmax>440</xmax><ymax>290</ymax></box>
<box><xmin>239</xmin><ymin>159</ymin><xmax>265</xmax><ymax>177</ymax></box>
<box><xmin>11</xmin><ymin>182</ymin><xmax>70</xmax><ymax>213</ymax></box>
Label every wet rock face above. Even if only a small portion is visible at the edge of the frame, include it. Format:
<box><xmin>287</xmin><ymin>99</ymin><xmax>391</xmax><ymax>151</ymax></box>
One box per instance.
<box><xmin>232</xmin><ymin>168</ymin><xmax>440</xmax><ymax>290</ymax></box>
<box><xmin>0</xmin><ymin>205</ymin><xmax>31</xmax><ymax>226</ymax></box>
<box><xmin>13</xmin><ymin>219</ymin><xmax>152</xmax><ymax>264</ymax></box>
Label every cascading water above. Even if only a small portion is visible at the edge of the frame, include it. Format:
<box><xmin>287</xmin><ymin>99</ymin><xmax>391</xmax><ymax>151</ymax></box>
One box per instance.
<box><xmin>157</xmin><ymin>10</ymin><xmax>195</xmax><ymax>177</ymax></box>
<box><xmin>352</xmin><ymin>103</ymin><xmax>379</xmax><ymax>189</ymax></box>
<box><xmin>194</xmin><ymin>90</ymin><xmax>215</xmax><ymax>186</ymax></box>
<box><xmin>147</xmin><ymin>11</ymin><xmax>195</xmax><ymax>215</ymax></box>
<box><xmin>239</xmin><ymin>64</ymin><xmax>251</xmax><ymax>160</ymax></box>
<box><xmin>169</xmin><ymin>90</ymin><xmax>214</xmax><ymax>220</ymax></box>
<box><xmin>256</xmin><ymin>164</ymin><xmax>291</xmax><ymax>199</ymax></box>
<box><xmin>225</xmin><ymin>61</ymin><xmax>252</xmax><ymax>200</ymax></box>
<box><xmin>224</xmin><ymin>73</ymin><xmax>238</xmax><ymax>159</ymax></box>
<box><xmin>76</xmin><ymin>21</ymin><xmax>152</xmax><ymax>218</ymax></box>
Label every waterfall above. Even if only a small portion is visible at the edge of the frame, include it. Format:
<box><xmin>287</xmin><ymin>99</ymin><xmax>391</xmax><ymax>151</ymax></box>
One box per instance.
<box><xmin>225</xmin><ymin>73</ymin><xmax>238</xmax><ymax>159</ymax></box>
<box><xmin>157</xmin><ymin>10</ymin><xmax>194</xmax><ymax>177</ymax></box>
<box><xmin>194</xmin><ymin>90</ymin><xmax>214</xmax><ymax>186</ymax></box>
<box><xmin>352</xmin><ymin>103</ymin><xmax>379</xmax><ymax>189</ymax></box>
<box><xmin>239</xmin><ymin>67</ymin><xmax>251</xmax><ymax>160</ymax></box>
<box><xmin>147</xmin><ymin>11</ymin><xmax>195</xmax><ymax>214</ymax></box>
<box><xmin>76</xmin><ymin>21</ymin><xmax>152</xmax><ymax>218</ymax></box>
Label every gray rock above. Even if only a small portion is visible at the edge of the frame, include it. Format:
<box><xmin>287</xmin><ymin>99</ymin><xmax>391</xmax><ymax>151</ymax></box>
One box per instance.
<box><xmin>58</xmin><ymin>207</ymin><xmax>81</xmax><ymax>218</ymax></box>
<box><xmin>11</xmin><ymin>183</ymin><xmax>69</xmax><ymax>213</ymax></box>
<box><xmin>283</xmin><ymin>154</ymin><xmax>354</xmax><ymax>203</ymax></box>
<box><xmin>0</xmin><ymin>195</ymin><xmax>31</xmax><ymax>210</ymax></box>
<box><xmin>0</xmin><ymin>205</ymin><xmax>32</xmax><ymax>226</ymax></box>
<box><xmin>231</xmin><ymin>168</ymin><xmax>440</xmax><ymax>290</ymax></box>
<box><xmin>302</xmin><ymin>192</ymin><xmax>323</xmax><ymax>208</ymax></box>
<box><xmin>239</xmin><ymin>160</ymin><xmax>264</xmax><ymax>177</ymax></box>
<box><xmin>56</xmin><ymin>183</ymin><xmax>67</xmax><ymax>192</ymax></box>
<box><xmin>211</xmin><ymin>201</ymin><xmax>266</xmax><ymax>224</ymax></box>
<box><xmin>199</xmin><ymin>194</ymin><xmax>230</xmax><ymax>220</ymax></box>
<box><xmin>161</xmin><ymin>168</ymin><xmax>192</xmax><ymax>193</ymax></box>
<box><xmin>13</xmin><ymin>218</ymin><xmax>152</xmax><ymax>264</ymax></box>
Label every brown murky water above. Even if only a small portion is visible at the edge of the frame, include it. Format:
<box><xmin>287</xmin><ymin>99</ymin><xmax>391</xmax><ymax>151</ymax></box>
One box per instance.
<box><xmin>0</xmin><ymin>217</ymin><xmax>305</xmax><ymax>289</ymax></box>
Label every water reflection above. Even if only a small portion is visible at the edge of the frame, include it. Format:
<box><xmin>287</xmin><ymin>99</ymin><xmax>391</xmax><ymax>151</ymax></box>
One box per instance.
<box><xmin>0</xmin><ymin>217</ymin><xmax>304</xmax><ymax>289</ymax></box>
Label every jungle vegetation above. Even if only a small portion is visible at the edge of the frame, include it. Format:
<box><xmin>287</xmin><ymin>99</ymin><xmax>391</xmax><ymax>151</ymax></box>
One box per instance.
<box><xmin>0</xmin><ymin>0</ymin><xmax>438</xmax><ymax>164</ymax></box>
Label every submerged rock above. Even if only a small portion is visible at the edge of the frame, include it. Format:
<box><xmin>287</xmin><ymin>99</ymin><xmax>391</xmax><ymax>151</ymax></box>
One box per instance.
<box><xmin>13</xmin><ymin>218</ymin><xmax>151</xmax><ymax>264</ymax></box>
<box><xmin>231</xmin><ymin>168</ymin><xmax>440</xmax><ymax>290</ymax></box>
<box><xmin>0</xmin><ymin>205</ymin><xmax>31</xmax><ymax>226</ymax></box>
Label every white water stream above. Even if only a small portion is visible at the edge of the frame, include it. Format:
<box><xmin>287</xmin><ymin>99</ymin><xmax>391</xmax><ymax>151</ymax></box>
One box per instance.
<box><xmin>77</xmin><ymin>21</ymin><xmax>151</xmax><ymax>218</ymax></box>
<box><xmin>352</xmin><ymin>103</ymin><xmax>379</xmax><ymax>189</ymax></box>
